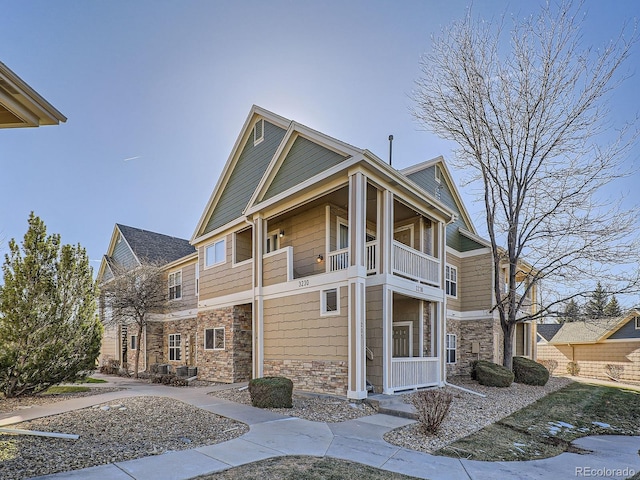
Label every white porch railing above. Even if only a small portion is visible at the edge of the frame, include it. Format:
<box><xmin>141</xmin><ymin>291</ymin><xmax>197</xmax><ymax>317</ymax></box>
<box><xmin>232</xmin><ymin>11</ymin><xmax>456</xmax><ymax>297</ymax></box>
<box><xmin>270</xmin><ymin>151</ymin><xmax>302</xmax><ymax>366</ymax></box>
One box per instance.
<box><xmin>366</xmin><ymin>240</ymin><xmax>377</xmax><ymax>274</ymax></box>
<box><xmin>328</xmin><ymin>248</ymin><xmax>349</xmax><ymax>271</ymax></box>
<box><xmin>390</xmin><ymin>357</ymin><xmax>440</xmax><ymax>392</ymax></box>
<box><xmin>392</xmin><ymin>241</ymin><xmax>440</xmax><ymax>286</ymax></box>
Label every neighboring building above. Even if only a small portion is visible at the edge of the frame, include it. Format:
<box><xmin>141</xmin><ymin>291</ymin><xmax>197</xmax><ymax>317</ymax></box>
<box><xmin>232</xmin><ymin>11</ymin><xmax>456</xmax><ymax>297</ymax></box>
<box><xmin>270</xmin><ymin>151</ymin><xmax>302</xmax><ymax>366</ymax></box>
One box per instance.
<box><xmin>0</xmin><ymin>61</ymin><xmax>66</xmax><ymax>128</ymax></box>
<box><xmin>98</xmin><ymin>105</ymin><xmax>538</xmax><ymax>398</ymax></box>
<box><xmin>537</xmin><ymin>312</ymin><xmax>640</xmax><ymax>382</ymax></box>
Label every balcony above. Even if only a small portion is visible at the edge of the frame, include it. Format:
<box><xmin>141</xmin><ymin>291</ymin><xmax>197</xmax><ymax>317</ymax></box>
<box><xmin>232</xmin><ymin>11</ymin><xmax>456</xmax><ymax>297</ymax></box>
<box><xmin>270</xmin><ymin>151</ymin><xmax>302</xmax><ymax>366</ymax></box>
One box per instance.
<box><xmin>392</xmin><ymin>241</ymin><xmax>440</xmax><ymax>286</ymax></box>
<box><xmin>327</xmin><ymin>241</ymin><xmax>378</xmax><ymax>274</ymax></box>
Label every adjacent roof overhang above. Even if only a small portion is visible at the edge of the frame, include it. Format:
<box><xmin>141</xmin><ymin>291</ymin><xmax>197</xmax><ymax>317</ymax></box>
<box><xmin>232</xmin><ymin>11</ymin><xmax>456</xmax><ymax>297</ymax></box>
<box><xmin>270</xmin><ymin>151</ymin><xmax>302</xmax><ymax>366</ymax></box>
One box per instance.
<box><xmin>0</xmin><ymin>61</ymin><xmax>67</xmax><ymax>128</ymax></box>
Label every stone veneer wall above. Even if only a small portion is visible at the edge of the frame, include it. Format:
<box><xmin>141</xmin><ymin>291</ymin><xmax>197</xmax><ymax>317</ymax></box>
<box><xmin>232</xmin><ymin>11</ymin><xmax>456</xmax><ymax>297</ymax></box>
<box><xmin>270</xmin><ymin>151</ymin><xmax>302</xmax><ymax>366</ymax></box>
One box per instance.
<box><xmin>196</xmin><ymin>304</ymin><xmax>252</xmax><ymax>383</ymax></box>
<box><xmin>163</xmin><ymin>318</ymin><xmax>198</xmax><ymax>371</ymax></box>
<box><xmin>263</xmin><ymin>359</ymin><xmax>348</xmax><ymax>395</ymax></box>
<box><xmin>447</xmin><ymin>318</ymin><xmax>497</xmax><ymax>375</ymax></box>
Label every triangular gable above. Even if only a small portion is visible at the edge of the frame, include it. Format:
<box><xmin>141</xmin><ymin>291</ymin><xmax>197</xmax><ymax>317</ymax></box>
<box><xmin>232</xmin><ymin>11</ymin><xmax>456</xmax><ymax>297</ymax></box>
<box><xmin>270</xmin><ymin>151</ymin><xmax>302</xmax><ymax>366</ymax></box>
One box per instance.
<box><xmin>402</xmin><ymin>157</ymin><xmax>482</xmax><ymax>251</ymax></box>
<box><xmin>192</xmin><ymin>106</ymin><xmax>290</xmax><ymax>242</ymax></box>
<box><xmin>96</xmin><ymin>225</ymin><xmax>140</xmax><ymax>284</ymax></box>
<box><xmin>602</xmin><ymin>310</ymin><xmax>640</xmax><ymax>341</ymax></box>
<box><xmin>247</xmin><ymin>120</ymin><xmax>362</xmax><ymax>211</ymax></box>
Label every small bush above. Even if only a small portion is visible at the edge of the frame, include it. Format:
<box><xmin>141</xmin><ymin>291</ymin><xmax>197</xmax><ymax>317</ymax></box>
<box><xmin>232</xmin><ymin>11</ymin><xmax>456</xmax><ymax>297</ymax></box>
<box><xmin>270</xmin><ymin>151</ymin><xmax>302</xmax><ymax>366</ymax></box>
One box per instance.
<box><xmin>474</xmin><ymin>360</ymin><xmax>514</xmax><ymax>387</ymax></box>
<box><xmin>411</xmin><ymin>389</ymin><xmax>453</xmax><ymax>435</ymax></box>
<box><xmin>605</xmin><ymin>364</ymin><xmax>624</xmax><ymax>381</ymax></box>
<box><xmin>99</xmin><ymin>358</ymin><xmax>120</xmax><ymax>375</ymax></box>
<box><xmin>513</xmin><ymin>356</ymin><xmax>549</xmax><ymax>386</ymax></box>
<box><xmin>567</xmin><ymin>361</ymin><xmax>580</xmax><ymax>376</ymax></box>
<box><xmin>537</xmin><ymin>359</ymin><xmax>558</xmax><ymax>375</ymax></box>
<box><xmin>249</xmin><ymin>376</ymin><xmax>293</xmax><ymax>408</ymax></box>
<box><xmin>469</xmin><ymin>360</ymin><xmax>479</xmax><ymax>380</ymax></box>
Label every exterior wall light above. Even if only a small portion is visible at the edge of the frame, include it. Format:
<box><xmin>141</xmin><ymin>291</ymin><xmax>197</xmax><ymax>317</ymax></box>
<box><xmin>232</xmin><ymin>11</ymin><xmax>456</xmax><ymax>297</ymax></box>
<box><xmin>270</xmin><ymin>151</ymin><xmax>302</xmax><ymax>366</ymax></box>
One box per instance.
<box><xmin>316</xmin><ymin>254</ymin><xmax>324</xmax><ymax>263</ymax></box>
<box><xmin>279</xmin><ymin>230</ymin><xmax>285</xmax><ymax>238</ymax></box>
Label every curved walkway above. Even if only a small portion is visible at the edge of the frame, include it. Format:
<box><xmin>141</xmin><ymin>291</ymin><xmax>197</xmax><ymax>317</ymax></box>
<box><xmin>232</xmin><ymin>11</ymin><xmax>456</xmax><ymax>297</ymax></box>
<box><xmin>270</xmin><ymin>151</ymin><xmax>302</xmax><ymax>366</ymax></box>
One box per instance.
<box><xmin>1</xmin><ymin>376</ymin><xmax>637</xmax><ymax>480</ymax></box>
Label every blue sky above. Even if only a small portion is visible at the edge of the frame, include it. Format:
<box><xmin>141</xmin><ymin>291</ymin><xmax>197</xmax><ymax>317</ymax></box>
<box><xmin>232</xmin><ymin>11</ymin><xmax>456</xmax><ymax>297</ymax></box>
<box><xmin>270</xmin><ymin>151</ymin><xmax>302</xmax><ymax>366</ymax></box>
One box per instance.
<box><xmin>1</xmin><ymin>0</ymin><xmax>638</xmax><ymax>276</ymax></box>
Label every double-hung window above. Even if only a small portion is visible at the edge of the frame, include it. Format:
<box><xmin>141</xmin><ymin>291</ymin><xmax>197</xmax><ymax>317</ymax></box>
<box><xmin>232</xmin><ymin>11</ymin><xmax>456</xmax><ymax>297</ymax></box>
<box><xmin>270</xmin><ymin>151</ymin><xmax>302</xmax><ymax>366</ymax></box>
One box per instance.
<box><xmin>205</xmin><ymin>239</ymin><xmax>225</xmax><ymax>267</ymax></box>
<box><xmin>321</xmin><ymin>288</ymin><xmax>339</xmax><ymax>315</ymax></box>
<box><xmin>445</xmin><ymin>265</ymin><xmax>458</xmax><ymax>297</ymax></box>
<box><xmin>446</xmin><ymin>333</ymin><xmax>457</xmax><ymax>364</ymax></box>
<box><xmin>169</xmin><ymin>334</ymin><xmax>182</xmax><ymax>361</ymax></box>
<box><xmin>168</xmin><ymin>271</ymin><xmax>182</xmax><ymax>300</ymax></box>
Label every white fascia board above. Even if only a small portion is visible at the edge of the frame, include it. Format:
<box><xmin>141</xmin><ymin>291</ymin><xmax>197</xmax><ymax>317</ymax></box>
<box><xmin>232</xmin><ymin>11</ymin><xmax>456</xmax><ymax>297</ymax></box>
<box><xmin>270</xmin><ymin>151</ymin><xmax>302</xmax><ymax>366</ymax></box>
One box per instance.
<box><xmin>446</xmin><ymin>245</ymin><xmax>492</xmax><ymax>258</ymax></box>
<box><xmin>148</xmin><ymin>309</ymin><xmax>199</xmax><ymax>322</ymax></box>
<box><xmin>190</xmin><ymin>105</ymin><xmax>292</xmax><ymax>243</ymax></box>
<box><xmin>163</xmin><ymin>252</ymin><xmax>198</xmax><ymax>271</ymax></box>
<box><xmin>198</xmin><ymin>290</ymin><xmax>254</xmax><ymax>311</ymax></box>
<box><xmin>191</xmin><ymin>217</ymin><xmax>249</xmax><ymax>247</ymax></box>
<box><xmin>446</xmin><ymin>309</ymin><xmax>494</xmax><ymax>320</ymax></box>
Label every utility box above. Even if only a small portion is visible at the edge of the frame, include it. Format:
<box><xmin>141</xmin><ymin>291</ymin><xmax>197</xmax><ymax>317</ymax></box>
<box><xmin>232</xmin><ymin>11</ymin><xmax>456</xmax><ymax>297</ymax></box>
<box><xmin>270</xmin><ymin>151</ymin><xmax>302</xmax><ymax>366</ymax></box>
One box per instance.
<box><xmin>471</xmin><ymin>341</ymin><xmax>480</xmax><ymax>354</ymax></box>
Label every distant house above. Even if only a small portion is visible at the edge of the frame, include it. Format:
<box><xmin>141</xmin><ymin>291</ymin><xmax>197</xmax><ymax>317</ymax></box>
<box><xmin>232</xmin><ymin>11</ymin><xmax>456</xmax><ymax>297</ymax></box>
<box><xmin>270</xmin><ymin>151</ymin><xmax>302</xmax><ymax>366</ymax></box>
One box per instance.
<box><xmin>537</xmin><ymin>311</ymin><xmax>640</xmax><ymax>382</ymax></box>
<box><xmin>98</xmin><ymin>105</ymin><xmax>538</xmax><ymax>397</ymax></box>
<box><xmin>0</xmin><ymin>62</ymin><xmax>66</xmax><ymax>128</ymax></box>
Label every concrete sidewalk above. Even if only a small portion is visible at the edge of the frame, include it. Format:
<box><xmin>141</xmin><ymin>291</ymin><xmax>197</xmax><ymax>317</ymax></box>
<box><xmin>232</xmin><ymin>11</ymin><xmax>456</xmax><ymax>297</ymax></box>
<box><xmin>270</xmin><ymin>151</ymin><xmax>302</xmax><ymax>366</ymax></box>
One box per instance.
<box><xmin>2</xmin><ymin>375</ymin><xmax>636</xmax><ymax>480</ymax></box>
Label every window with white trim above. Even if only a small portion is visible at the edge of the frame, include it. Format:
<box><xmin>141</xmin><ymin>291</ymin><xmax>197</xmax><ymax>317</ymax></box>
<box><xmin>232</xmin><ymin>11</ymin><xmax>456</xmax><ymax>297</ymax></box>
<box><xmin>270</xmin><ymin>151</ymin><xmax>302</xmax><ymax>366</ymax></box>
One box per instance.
<box><xmin>266</xmin><ymin>230</ymin><xmax>279</xmax><ymax>253</ymax></box>
<box><xmin>168</xmin><ymin>271</ymin><xmax>182</xmax><ymax>300</ymax></box>
<box><xmin>130</xmin><ymin>334</ymin><xmax>137</xmax><ymax>351</ymax></box>
<box><xmin>204</xmin><ymin>327</ymin><xmax>225</xmax><ymax>350</ymax></box>
<box><xmin>168</xmin><ymin>334</ymin><xmax>182</xmax><ymax>361</ymax></box>
<box><xmin>445</xmin><ymin>265</ymin><xmax>458</xmax><ymax>297</ymax></box>
<box><xmin>321</xmin><ymin>288</ymin><xmax>339</xmax><ymax>315</ymax></box>
<box><xmin>435</xmin><ymin>164</ymin><xmax>441</xmax><ymax>183</ymax></box>
<box><xmin>446</xmin><ymin>333</ymin><xmax>456</xmax><ymax>364</ymax></box>
<box><xmin>635</xmin><ymin>316</ymin><xmax>640</xmax><ymax>330</ymax></box>
<box><xmin>337</xmin><ymin>218</ymin><xmax>349</xmax><ymax>249</ymax></box>
<box><xmin>205</xmin><ymin>239</ymin><xmax>226</xmax><ymax>267</ymax></box>
<box><xmin>254</xmin><ymin>119</ymin><xmax>264</xmax><ymax>145</ymax></box>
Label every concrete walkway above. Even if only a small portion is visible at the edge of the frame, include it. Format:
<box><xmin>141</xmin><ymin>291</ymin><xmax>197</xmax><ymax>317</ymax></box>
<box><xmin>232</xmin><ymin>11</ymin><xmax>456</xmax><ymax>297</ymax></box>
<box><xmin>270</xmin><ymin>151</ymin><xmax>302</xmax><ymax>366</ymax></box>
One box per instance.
<box><xmin>1</xmin><ymin>375</ymin><xmax>637</xmax><ymax>480</ymax></box>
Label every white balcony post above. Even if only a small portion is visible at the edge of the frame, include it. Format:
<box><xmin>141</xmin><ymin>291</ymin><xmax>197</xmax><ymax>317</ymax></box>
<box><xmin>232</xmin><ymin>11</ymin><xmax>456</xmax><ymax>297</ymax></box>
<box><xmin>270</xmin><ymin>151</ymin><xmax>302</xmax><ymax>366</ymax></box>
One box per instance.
<box><xmin>381</xmin><ymin>190</ymin><xmax>393</xmax><ymax>275</ymax></box>
<box><xmin>382</xmin><ymin>285</ymin><xmax>393</xmax><ymax>394</ymax></box>
<box><xmin>347</xmin><ymin>171</ymin><xmax>367</xmax><ymax>399</ymax></box>
<box><xmin>253</xmin><ymin>215</ymin><xmax>265</xmax><ymax>379</ymax></box>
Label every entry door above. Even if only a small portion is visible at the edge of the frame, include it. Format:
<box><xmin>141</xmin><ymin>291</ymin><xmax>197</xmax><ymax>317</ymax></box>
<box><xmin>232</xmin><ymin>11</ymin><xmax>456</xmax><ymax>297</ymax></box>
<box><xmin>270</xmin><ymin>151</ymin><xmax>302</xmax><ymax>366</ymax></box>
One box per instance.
<box><xmin>392</xmin><ymin>322</ymin><xmax>413</xmax><ymax>357</ymax></box>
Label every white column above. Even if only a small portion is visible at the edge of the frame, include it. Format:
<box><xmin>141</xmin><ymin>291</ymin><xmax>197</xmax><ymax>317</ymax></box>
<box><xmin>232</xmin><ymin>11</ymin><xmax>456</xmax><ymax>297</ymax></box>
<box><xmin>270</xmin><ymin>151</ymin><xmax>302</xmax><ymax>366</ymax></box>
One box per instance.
<box><xmin>253</xmin><ymin>215</ymin><xmax>265</xmax><ymax>379</ymax></box>
<box><xmin>347</xmin><ymin>171</ymin><xmax>367</xmax><ymax>399</ymax></box>
<box><xmin>382</xmin><ymin>285</ymin><xmax>393</xmax><ymax>394</ymax></box>
<box><xmin>381</xmin><ymin>190</ymin><xmax>393</xmax><ymax>275</ymax></box>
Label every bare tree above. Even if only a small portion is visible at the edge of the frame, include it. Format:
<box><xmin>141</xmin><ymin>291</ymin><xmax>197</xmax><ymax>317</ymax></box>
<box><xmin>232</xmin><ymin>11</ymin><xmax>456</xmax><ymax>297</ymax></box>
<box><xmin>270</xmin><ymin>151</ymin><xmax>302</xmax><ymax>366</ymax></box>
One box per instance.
<box><xmin>101</xmin><ymin>262</ymin><xmax>169</xmax><ymax>377</ymax></box>
<box><xmin>412</xmin><ymin>1</ymin><xmax>639</xmax><ymax>369</ymax></box>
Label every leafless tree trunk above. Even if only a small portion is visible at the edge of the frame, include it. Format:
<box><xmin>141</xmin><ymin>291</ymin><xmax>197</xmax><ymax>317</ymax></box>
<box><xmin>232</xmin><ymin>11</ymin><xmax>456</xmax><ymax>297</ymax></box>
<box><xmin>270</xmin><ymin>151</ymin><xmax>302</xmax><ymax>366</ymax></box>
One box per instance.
<box><xmin>101</xmin><ymin>262</ymin><xmax>169</xmax><ymax>378</ymax></box>
<box><xmin>412</xmin><ymin>1</ymin><xmax>639</xmax><ymax>369</ymax></box>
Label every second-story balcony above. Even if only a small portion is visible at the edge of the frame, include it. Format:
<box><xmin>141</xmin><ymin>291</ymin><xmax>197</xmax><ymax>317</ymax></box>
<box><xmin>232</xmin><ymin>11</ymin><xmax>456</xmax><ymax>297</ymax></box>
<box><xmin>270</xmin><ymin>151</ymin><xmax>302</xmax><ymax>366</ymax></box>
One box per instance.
<box><xmin>327</xmin><ymin>240</ymin><xmax>440</xmax><ymax>287</ymax></box>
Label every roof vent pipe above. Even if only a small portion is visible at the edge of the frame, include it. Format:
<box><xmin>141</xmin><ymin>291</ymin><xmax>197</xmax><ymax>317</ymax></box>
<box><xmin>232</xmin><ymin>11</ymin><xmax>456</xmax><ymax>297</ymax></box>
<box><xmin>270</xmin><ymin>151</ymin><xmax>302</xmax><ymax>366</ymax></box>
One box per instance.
<box><xmin>388</xmin><ymin>134</ymin><xmax>393</xmax><ymax>166</ymax></box>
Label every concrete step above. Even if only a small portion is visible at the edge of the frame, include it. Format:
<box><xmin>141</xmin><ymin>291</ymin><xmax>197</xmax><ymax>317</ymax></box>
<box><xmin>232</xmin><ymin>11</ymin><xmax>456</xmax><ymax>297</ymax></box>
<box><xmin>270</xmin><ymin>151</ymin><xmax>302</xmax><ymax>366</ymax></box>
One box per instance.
<box><xmin>364</xmin><ymin>393</ymin><xmax>417</xmax><ymax>420</ymax></box>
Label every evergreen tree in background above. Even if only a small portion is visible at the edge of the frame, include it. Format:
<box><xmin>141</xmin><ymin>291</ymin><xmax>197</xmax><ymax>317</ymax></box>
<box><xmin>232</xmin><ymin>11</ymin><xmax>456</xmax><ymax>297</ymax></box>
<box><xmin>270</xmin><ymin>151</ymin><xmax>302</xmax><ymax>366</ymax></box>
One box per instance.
<box><xmin>604</xmin><ymin>295</ymin><xmax>622</xmax><ymax>317</ymax></box>
<box><xmin>562</xmin><ymin>299</ymin><xmax>581</xmax><ymax>323</ymax></box>
<box><xmin>584</xmin><ymin>282</ymin><xmax>609</xmax><ymax>319</ymax></box>
<box><xmin>0</xmin><ymin>213</ymin><xmax>102</xmax><ymax>397</ymax></box>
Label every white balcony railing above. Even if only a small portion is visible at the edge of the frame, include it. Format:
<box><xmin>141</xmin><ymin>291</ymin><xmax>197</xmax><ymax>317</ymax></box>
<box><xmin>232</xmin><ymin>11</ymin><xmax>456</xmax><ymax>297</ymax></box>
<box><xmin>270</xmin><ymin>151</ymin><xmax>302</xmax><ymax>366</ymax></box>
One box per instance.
<box><xmin>366</xmin><ymin>240</ymin><xmax>377</xmax><ymax>274</ymax></box>
<box><xmin>328</xmin><ymin>248</ymin><xmax>349</xmax><ymax>272</ymax></box>
<box><xmin>390</xmin><ymin>357</ymin><xmax>440</xmax><ymax>392</ymax></box>
<box><xmin>392</xmin><ymin>241</ymin><xmax>440</xmax><ymax>286</ymax></box>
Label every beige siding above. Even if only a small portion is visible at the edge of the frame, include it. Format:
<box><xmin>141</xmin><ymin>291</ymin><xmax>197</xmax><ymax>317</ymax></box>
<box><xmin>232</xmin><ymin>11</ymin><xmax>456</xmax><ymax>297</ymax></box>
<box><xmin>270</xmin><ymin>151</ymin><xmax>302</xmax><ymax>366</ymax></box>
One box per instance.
<box><xmin>263</xmin><ymin>287</ymin><xmax>348</xmax><ymax>361</ymax></box>
<box><xmin>537</xmin><ymin>341</ymin><xmax>640</xmax><ymax>382</ymax></box>
<box><xmin>270</xmin><ymin>204</ymin><xmax>327</xmax><ymax>278</ymax></box>
<box><xmin>198</xmin><ymin>238</ymin><xmax>253</xmax><ymax>300</ymax></box>
<box><xmin>460</xmin><ymin>252</ymin><xmax>493</xmax><ymax>311</ymax></box>
<box><xmin>366</xmin><ymin>285</ymin><xmax>383</xmax><ymax>392</ymax></box>
<box><xmin>99</xmin><ymin>323</ymin><xmax>119</xmax><ymax>366</ymax></box>
<box><xmin>263</xmin><ymin>250</ymin><xmax>289</xmax><ymax>286</ymax></box>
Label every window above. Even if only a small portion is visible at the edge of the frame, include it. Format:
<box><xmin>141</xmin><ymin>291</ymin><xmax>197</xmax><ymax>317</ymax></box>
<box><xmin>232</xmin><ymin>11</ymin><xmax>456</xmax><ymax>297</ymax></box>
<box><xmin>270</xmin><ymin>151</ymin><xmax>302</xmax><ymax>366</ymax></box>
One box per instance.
<box><xmin>168</xmin><ymin>271</ymin><xmax>182</xmax><ymax>300</ymax></box>
<box><xmin>635</xmin><ymin>316</ymin><xmax>640</xmax><ymax>330</ymax></box>
<box><xmin>204</xmin><ymin>327</ymin><xmax>225</xmax><ymax>350</ymax></box>
<box><xmin>337</xmin><ymin>218</ymin><xmax>349</xmax><ymax>249</ymax></box>
<box><xmin>446</xmin><ymin>333</ymin><xmax>456</xmax><ymax>364</ymax></box>
<box><xmin>266</xmin><ymin>231</ymin><xmax>279</xmax><ymax>253</ymax></box>
<box><xmin>435</xmin><ymin>164</ymin><xmax>441</xmax><ymax>183</ymax></box>
<box><xmin>254</xmin><ymin>119</ymin><xmax>264</xmax><ymax>145</ymax></box>
<box><xmin>195</xmin><ymin>263</ymin><xmax>199</xmax><ymax>296</ymax></box>
<box><xmin>130</xmin><ymin>334</ymin><xmax>137</xmax><ymax>351</ymax></box>
<box><xmin>205</xmin><ymin>239</ymin><xmax>226</xmax><ymax>267</ymax></box>
<box><xmin>445</xmin><ymin>265</ymin><xmax>458</xmax><ymax>297</ymax></box>
<box><xmin>321</xmin><ymin>288</ymin><xmax>339</xmax><ymax>315</ymax></box>
<box><xmin>168</xmin><ymin>334</ymin><xmax>182</xmax><ymax>361</ymax></box>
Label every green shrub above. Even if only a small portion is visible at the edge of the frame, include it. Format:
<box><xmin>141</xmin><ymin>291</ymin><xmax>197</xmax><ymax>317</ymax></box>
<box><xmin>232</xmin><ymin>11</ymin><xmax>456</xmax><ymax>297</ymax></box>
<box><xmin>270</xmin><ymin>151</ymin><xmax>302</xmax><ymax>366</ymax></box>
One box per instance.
<box><xmin>249</xmin><ymin>376</ymin><xmax>293</xmax><ymax>408</ymax></box>
<box><xmin>513</xmin><ymin>356</ymin><xmax>549</xmax><ymax>386</ymax></box>
<box><xmin>469</xmin><ymin>360</ymin><xmax>479</xmax><ymax>380</ymax></box>
<box><xmin>474</xmin><ymin>360</ymin><xmax>514</xmax><ymax>387</ymax></box>
<box><xmin>567</xmin><ymin>361</ymin><xmax>580</xmax><ymax>376</ymax></box>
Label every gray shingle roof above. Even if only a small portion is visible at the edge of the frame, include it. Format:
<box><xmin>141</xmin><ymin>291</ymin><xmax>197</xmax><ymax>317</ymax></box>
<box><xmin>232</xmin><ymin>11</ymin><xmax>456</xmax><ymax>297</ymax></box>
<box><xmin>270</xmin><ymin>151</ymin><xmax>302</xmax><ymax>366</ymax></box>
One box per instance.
<box><xmin>537</xmin><ymin>323</ymin><xmax>562</xmax><ymax>342</ymax></box>
<box><xmin>549</xmin><ymin>317</ymin><xmax>625</xmax><ymax>344</ymax></box>
<box><xmin>117</xmin><ymin>224</ymin><xmax>195</xmax><ymax>265</ymax></box>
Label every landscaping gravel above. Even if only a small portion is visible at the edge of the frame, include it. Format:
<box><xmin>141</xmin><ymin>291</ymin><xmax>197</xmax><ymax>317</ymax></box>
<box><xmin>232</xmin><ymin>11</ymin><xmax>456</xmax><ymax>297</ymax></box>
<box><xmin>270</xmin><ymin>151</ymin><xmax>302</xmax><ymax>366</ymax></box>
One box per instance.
<box><xmin>0</xmin><ymin>387</ymin><xmax>123</xmax><ymax>414</ymax></box>
<box><xmin>210</xmin><ymin>386</ymin><xmax>377</xmax><ymax>422</ymax></box>
<box><xmin>0</xmin><ymin>396</ymin><xmax>248</xmax><ymax>480</ymax></box>
<box><xmin>383</xmin><ymin>376</ymin><xmax>573</xmax><ymax>453</ymax></box>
